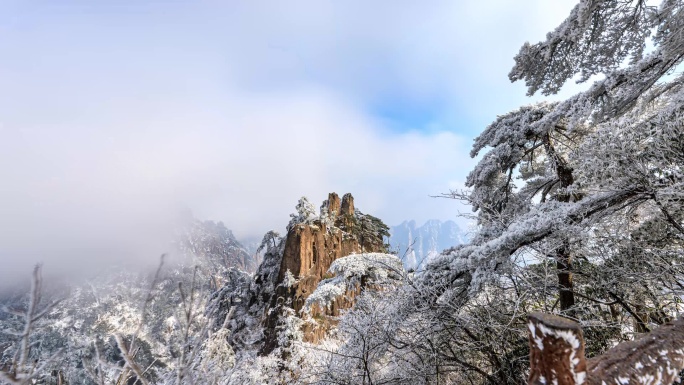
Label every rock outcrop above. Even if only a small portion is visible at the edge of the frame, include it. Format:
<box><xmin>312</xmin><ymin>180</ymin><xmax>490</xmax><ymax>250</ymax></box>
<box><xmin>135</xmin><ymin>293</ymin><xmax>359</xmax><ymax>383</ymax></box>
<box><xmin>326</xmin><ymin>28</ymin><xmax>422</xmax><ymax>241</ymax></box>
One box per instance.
<box><xmin>301</xmin><ymin>253</ymin><xmax>404</xmax><ymax>343</ymax></box>
<box><xmin>259</xmin><ymin>193</ymin><xmax>391</xmax><ymax>354</ymax></box>
<box><xmin>340</xmin><ymin>192</ymin><xmax>354</xmax><ymax>216</ymax></box>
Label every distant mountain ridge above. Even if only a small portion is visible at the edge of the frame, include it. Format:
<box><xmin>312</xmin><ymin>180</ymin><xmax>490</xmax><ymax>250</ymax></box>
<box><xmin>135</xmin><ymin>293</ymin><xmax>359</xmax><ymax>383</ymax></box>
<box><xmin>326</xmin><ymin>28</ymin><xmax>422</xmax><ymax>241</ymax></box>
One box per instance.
<box><xmin>177</xmin><ymin>217</ymin><xmax>259</xmax><ymax>273</ymax></box>
<box><xmin>388</xmin><ymin>219</ymin><xmax>468</xmax><ymax>270</ymax></box>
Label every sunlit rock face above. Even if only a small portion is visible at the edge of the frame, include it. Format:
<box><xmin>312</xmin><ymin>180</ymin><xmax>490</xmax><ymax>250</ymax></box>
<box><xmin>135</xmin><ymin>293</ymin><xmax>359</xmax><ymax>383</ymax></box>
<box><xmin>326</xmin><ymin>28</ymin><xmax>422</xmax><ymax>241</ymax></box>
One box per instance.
<box><xmin>301</xmin><ymin>252</ymin><xmax>404</xmax><ymax>343</ymax></box>
<box><xmin>278</xmin><ymin>221</ymin><xmax>360</xmax><ymax>313</ymax></box>
<box><xmin>260</xmin><ymin>193</ymin><xmax>391</xmax><ymax>354</ymax></box>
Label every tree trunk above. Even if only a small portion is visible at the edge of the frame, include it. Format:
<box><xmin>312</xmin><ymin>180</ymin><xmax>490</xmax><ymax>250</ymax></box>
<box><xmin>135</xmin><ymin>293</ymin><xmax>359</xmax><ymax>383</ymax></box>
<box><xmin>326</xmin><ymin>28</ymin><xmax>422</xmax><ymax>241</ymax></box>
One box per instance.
<box><xmin>527</xmin><ymin>312</ymin><xmax>586</xmax><ymax>385</ymax></box>
<box><xmin>556</xmin><ymin>242</ymin><xmax>575</xmax><ymax>312</ymax></box>
<box><xmin>544</xmin><ymin>133</ymin><xmax>576</xmax><ymax>313</ymax></box>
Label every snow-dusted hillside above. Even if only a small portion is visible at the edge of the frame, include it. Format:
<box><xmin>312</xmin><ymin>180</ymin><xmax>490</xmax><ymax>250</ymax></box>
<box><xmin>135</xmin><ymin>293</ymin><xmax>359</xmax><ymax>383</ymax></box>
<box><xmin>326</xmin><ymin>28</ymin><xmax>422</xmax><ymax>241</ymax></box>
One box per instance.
<box><xmin>0</xmin><ymin>196</ymin><xmax>398</xmax><ymax>385</ymax></box>
<box><xmin>177</xmin><ymin>218</ymin><xmax>258</xmax><ymax>273</ymax></box>
<box><xmin>388</xmin><ymin>220</ymin><xmax>468</xmax><ymax>270</ymax></box>
<box><xmin>0</xmin><ymin>217</ymin><xmax>256</xmax><ymax>384</ymax></box>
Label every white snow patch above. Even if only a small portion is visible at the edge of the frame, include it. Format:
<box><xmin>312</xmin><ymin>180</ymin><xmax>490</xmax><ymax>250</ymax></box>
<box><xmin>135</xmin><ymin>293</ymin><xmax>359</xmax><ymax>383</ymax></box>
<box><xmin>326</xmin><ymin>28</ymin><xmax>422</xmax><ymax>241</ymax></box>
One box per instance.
<box><xmin>303</xmin><ymin>253</ymin><xmax>403</xmax><ymax>313</ymax></box>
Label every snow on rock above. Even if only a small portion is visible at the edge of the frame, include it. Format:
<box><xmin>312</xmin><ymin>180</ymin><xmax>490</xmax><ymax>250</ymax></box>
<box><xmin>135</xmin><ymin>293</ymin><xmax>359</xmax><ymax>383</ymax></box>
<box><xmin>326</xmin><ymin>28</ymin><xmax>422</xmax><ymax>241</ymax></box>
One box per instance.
<box><xmin>328</xmin><ymin>253</ymin><xmax>403</xmax><ymax>284</ymax></box>
<box><xmin>304</xmin><ymin>253</ymin><xmax>403</xmax><ymax>316</ymax></box>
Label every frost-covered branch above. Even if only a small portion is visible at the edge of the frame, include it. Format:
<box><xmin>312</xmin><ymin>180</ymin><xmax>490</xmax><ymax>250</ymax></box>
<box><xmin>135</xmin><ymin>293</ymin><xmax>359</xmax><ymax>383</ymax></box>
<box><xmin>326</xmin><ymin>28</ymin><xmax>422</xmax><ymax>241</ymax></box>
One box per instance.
<box><xmin>0</xmin><ymin>265</ymin><xmax>63</xmax><ymax>385</ymax></box>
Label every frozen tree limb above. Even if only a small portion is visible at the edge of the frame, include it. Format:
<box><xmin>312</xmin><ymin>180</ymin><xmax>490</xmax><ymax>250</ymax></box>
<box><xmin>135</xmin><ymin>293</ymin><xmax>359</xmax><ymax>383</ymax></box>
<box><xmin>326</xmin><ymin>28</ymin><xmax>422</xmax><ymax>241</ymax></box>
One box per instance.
<box><xmin>113</xmin><ymin>333</ymin><xmax>151</xmax><ymax>385</ymax></box>
<box><xmin>0</xmin><ymin>265</ymin><xmax>63</xmax><ymax>385</ymax></box>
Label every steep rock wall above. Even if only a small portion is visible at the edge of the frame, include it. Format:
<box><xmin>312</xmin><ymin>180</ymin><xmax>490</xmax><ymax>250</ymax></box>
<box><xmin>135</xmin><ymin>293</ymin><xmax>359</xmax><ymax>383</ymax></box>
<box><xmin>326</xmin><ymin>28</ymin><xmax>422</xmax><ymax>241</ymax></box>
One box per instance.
<box><xmin>301</xmin><ymin>253</ymin><xmax>404</xmax><ymax>343</ymax></box>
<box><xmin>259</xmin><ymin>193</ymin><xmax>389</xmax><ymax>354</ymax></box>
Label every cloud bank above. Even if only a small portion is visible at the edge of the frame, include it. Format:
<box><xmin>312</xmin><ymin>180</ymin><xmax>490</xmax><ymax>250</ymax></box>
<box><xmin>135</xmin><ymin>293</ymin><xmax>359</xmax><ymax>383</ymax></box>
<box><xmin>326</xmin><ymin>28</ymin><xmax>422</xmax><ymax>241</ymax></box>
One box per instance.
<box><xmin>0</xmin><ymin>0</ymin><xmax>580</xmax><ymax>284</ymax></box>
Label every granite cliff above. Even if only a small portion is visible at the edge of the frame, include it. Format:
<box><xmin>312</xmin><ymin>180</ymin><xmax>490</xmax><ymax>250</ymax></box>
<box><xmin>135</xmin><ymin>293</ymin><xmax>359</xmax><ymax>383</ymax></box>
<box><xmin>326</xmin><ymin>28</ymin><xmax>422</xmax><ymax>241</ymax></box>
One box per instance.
<box><xmin>259</xmin><ymin>192</ymin><xmax>392</xmax><ymax>353</ymax></box>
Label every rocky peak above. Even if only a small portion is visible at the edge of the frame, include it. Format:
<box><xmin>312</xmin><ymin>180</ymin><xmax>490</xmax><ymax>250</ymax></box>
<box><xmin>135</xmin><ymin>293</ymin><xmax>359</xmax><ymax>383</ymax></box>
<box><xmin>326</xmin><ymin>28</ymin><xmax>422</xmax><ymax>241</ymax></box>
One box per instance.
<box><xmin>325</xmin><ymin>192</ymin><xmax>341</xmax><ymax>216</ymax></box>
<box><xmin>340</xmin><ymin>193</ymin><xmax>354</xmax><ymax>216</ymax></box>
<box><xmin>259</xmin><ymin>192</ymin><xmax>390</xmax><ymax>354</ymax></box>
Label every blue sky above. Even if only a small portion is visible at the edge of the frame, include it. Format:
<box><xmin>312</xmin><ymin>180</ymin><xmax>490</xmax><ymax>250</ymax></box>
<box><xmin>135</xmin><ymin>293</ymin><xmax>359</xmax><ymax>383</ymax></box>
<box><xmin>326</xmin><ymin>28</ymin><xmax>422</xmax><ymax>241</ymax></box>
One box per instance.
<box><xmin>0</xmin><ymin>0</ymin><xmax>587</xmax><ymax>278</ymax></box>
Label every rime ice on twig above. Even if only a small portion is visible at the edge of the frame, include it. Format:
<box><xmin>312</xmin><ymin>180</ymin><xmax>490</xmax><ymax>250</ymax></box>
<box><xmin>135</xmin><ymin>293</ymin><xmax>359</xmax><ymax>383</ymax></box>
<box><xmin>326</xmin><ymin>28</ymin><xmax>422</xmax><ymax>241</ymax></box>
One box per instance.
<box><xmin>0</xmin><ymin>265</ymin><xmax>63</xmax><ymax>385</ymax></box>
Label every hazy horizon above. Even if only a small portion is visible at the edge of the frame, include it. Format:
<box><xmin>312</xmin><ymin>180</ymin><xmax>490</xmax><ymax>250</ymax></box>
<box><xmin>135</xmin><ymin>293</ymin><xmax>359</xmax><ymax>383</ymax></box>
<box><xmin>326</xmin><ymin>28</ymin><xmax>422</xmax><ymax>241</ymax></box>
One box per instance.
<box><xmin>0</xmin><ymin>0</ymin><xmax>590</xmax><ymax>285</ymax></box>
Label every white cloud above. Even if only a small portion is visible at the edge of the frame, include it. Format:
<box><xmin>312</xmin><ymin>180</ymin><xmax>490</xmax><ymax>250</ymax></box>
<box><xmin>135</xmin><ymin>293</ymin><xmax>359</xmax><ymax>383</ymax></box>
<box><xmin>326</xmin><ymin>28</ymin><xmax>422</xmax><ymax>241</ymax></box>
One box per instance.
<box><xmin>0</xmin><ymin>0</ymin><xmax>581</xmax><ymax>283</ymax></box>
<box><xmin>0</xmin><ymin>85</ymin><xmax>474</xmax><ymax>283</ymax></box>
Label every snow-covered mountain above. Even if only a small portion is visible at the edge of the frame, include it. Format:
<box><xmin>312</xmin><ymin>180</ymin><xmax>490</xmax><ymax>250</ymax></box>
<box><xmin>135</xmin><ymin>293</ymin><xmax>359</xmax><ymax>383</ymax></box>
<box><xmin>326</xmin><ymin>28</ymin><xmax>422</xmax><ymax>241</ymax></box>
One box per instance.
<box><xmin>388</xmin><ymin>219</ymin><xmax>468</xmax><ymax>270</ymax></box>
<box><xmin>177</xmin><ymin>218</ymin><xmax>259</xmax><ymax>273</ymax></box>
<box><xmin>0</xmin><ymin>194</ymin><xmax>399</xmax><ymax>384</ymax></box>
